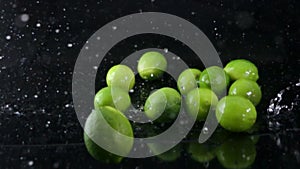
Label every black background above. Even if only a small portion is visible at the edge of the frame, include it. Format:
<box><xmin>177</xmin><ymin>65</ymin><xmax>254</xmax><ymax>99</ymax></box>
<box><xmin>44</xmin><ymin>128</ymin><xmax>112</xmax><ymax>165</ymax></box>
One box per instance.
<box><xmin>0</xmin><ymin>0</ymin><xmax>299</xmax><ymax>168</ymax></box>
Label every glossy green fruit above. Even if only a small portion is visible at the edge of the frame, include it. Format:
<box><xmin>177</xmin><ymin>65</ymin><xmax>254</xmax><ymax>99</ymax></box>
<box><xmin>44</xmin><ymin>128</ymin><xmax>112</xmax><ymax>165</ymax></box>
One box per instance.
<box><xmin>199</xmin><ymin>66</ymin><xmax>230</xmax><ymax>96</ymax></box>
<box><xmin>216</xmin><ymin>96</ymin><xmax>257</xmax><ymax>132</ymax></box>
<box><xmin>106</xmin><ymin>64</ymin><xmax>135</xmax><ymax>91</ymax></box>
<box><xmin>229</xmin><ymin>79</ymin><xmax>262</xmax><ymax>106</ymax></box>
<box><xmin>137</xmin><ymin>51</ymin><xmax>167</xmax><ymax>80</ymax></box>
<box><xmin>188</xmin><ymin>143</ymin><xmax>216</xmax><ymax>163</ymax></box>
<box><xmin>224</xmin><ymin>59</ymin><xmax>259</xmax><ymax>81</ymax></box>
<box><xmin>177</xmin><ymin>68</ymin><xmax>201</xmax><ymax>95</ymax></box>
<box><xmin>94</xmin><ymin>87</ymin><xmax>131</xmax><ymax>112</ymax></box>
<box><xmin>185</xmin><ymin>88</ymin><xmax>218</xmax><ymax>121</ymax></box>
<box><xmin>216</xmin><ymin>136</ymin><xmax>256</xmax><ymax>169</ymax></box>
<box><xmin>144</xmin><ymin>87</ymin><xmax>181</xmax><ymax>122</ymax></box>
<box><xmin>84</xmin><ymin>107</ymin><xmax>134</xmax><ymax>163</ymax></box>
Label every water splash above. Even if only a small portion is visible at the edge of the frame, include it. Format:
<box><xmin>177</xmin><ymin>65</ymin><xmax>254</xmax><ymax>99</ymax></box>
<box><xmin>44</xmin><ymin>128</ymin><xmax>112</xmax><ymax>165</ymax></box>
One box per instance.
<box><xmin>267</xmin><ymin>79</ymin><xmax>300</xmax><ymax>130</ymax></box>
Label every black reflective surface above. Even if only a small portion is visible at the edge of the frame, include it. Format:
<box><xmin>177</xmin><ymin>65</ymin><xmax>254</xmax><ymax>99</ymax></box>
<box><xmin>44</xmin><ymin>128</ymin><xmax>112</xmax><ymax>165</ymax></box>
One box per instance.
<box><xmin>0</xmin><ymin>0</ymin><xmax>299</xmax><ymax>168</ymax></box>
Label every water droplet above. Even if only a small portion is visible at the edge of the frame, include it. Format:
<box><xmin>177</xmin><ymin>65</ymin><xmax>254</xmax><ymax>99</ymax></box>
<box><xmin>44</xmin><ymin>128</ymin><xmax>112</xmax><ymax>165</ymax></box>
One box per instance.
<box><xmin>163</xmin><ymin>48</ymin><xmax>168</xmax><ymax>53</ymax></box>
<box><xmin>67</xmin><ymin>43</ymin><xmax>73</xmax><ymax>47</ymax></box>
<box><xmin>28</xmin><ymin>161</ymin><xmax>34</xmax><ymax>166</ymax></box>
<box><xmin>55</xmin><ymin>29</ymin><xmax>60</xmax><ymax>33</ymax></box>
<box><xmin>6</xmin><ymin>35</ymin><xmax>11</xmax><ymax>40</ymax></box>
<box><xmin>20</xmin><ymin>14</ymin><xmax>29</xmax><ymax>22</ymax></box>
<box><xmin>202</xmin><ymin>127</ymin><xmax>209</xmax><ymax>134</ymax></box>
<box><xmin>36</xmin><ymin>23</ymin><xmax>41</xmax><ymax>27</ymax></box>
<box><xmin>112</xmin><ymin>26</ymin><xmax>117</xmax><ymax>30</ymax></box>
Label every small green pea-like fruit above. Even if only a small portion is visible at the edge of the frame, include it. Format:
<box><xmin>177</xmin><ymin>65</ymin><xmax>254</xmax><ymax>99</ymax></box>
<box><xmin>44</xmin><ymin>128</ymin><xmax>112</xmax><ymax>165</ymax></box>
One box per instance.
<box><xmin>94</xmin><ymin>86</ymin><xmax>131</xmax><ymax>112</ymax></box>
<box><xmin>199</xmin><ymin>66</ymin><xmax>230</xmax><ymax>96</ymax></box>
<box><xmin>137</xmin><ymin>51</ymin><xmax>167</xmax><ymax>80</ymax></box>
<box><xmin>144</xmin><ymin>87</ymin><xmax>181</xmax><ymax>123</ymax></box>
<box><xmin>106</xmin><ymin>64</ymin><xmax>135</xmax><ymax>91</ymax></box>
<box><xmin>224</xmin><ymin>59</ymin><xmax>259</xmax><ymax>81</ymax></box>
<box><xmin>216</xmin><ymin>96</ymin><xmax>257</xmax><ymax>132</ymax></box>
<box><xmin>216</xmin><ymin>136</ymin><xmax>256</xmax><ymax>169</ymax></box>
<box><xmin>84</xmin><ymin>107</ymin><xmax>134</xmax><ymax>163</ymax></box>
<box><xmin>229</xmin><ymin>79</ymin><xmax>262</xmax><ymax>106</ymax></box>
<box><xmin>185</xmin><ymin>88</ymin><xmax>218</xmax><ymax>121</ymax></box>
<box><xmin>177</xmin><ymin>68</ymin><xmax>201</xmax><ymax>95</ymax></box>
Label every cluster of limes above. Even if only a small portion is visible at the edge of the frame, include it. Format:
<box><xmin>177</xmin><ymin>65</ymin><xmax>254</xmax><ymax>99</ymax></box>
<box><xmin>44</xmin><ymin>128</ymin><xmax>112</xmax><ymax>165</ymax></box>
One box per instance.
<box><xmin>84</xmin><ymin>51</ymin><xmax>262</xmax><ymax>163</ymax></box>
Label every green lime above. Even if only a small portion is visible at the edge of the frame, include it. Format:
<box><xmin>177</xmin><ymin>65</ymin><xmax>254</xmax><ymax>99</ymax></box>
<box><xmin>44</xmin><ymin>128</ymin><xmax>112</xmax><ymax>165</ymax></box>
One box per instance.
<box><xmin>177</xmin><ymin>68</ymin><xmax>201</xmax><ymax>95</ymax></box>
<box><xmin>224</xmin><ymin>59</ymin><xmax>259</xmax><ymax>81</ymax></box>
<box><xmin>106</xmin><ymin>64</ymin><xmax>135</xmax><ymax>91</ymax></box>
<box><xmin>199</xmin><ymin>66</ymin><xmax>230</xmax><ymax>96</ymax></box>
<box><xmin>229</xmin><ymin>79</ymin><xmax>262</xmax><ymax>106</ymax></box>
<box><xmin>185</xmin><ymin>88</ymin><xmax>218</xmax><ymax>121</ymax></box>
<box><xmin>94</xmin><ymin>87</ymin><xmax>131</xmax><ymax>112</ymax></box>
<box><xmin>144</xmin><ymin>87</ymin><xmax>181</xmax><ymax>123</ymax></box>
<box><xmin>84</xmin><ymin>107</ymin><xmax>134</xmax><ymax>163</ymax></box>
<box><xmin>216</xmin><ymin>96</ymin><xmax>257</xmax><ymax>132</ymax></box>
<box><xmin>216</xmin><ymin>136</ymin><xmax>256</xmax><ymax>169</ymax></box>
<box><xmin>137</xmin><ymin>51</ymin><xmax>167</xmax><ymax>80</ymax></box>
<box><xmin>188</xmin><ymin>143</ymin><xmax>216</xmax><ymax>163</ymax></box>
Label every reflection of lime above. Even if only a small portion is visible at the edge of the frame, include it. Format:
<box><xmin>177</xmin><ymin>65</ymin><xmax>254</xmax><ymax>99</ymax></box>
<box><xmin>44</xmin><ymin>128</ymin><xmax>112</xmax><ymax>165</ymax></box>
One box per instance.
<box><xmin>185</xmin><ymin>88</ymin><xmax>218</xmax><ymax>121</ymax></box>
<box><xmin>177</xmin><ymin>68</ymin><xmax>201</xmax><ymax>95</ymax></box>
<box><xmin>229</xmin><ymin>79</ymin><xmax>262</xmax><ymax>106</ymax></box>
<box><xmin>148</xmin><ymin>144</ymin><xmax>182</xmax><ymax>162</ymax></box>
<box><xmin>216</xmin><ymin>137</ymin><xmax>256</xmax><ymax>169</ymax></box>
<box><xmin>216</xmin><ymin>96</ymin><xmax>257</xmax><ymax>132</ymax></box>
<box><xmin>144</xmin><ymin>87</ymin><xmax>181</xmax><ymax>122</ymax></box>
<box><xmin>94</xmin><ymin>86</ymin><xmax>131</xmax><ymax>112</ymax></box>
<box><xmin>188</xmin><ymin>143</ymin><xmax>216</xmax><ymax>163</ymax></box>
<box><xmin>137</xmin><ymin>51</ymin><xmax>167</xmax><ymax>80</ymax></box>
<box><xmin>84</xmin><ymin>107</ymin><xmax>134</xmax><ymax>163</ymax></box>
<box><xmin>199</xmin><ymin>66</ymin><xmax>230</xmax><ymax>96</ymax></box>
<box><xmin>224</xmin><ymin>59</ymin><xmax>259</xmax><ymax>81</ymax></box>
<box><xmin>106</xmin><ymin>64</ymin><xmax>135</xmax><ymax>91</ymax></box>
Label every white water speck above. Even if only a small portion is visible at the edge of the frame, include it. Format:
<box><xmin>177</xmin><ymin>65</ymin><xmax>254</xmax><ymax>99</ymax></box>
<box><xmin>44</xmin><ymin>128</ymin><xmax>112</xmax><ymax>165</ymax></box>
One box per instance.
<box><xmin>55</xmin><ymin>29</ymin><xmax>60</xmax><ymax>33</ymax></box>
<box><xmin>67</xmin><ymin>43</ymin><xmax>73</xmax><ymax>48</ymax></box>
<box><xmin>202</xmin><ymin>127</ymin><xmax>209</xmax><ymax>134</ymax></box>
<box><xmin>6</xmin><ymin>35</ymin><xmax>11</xmax><ymax>40</ymax></box>
<box><xmin>20</xmin><ymin>14</ymin><xmax>29</xmax><ymax>22</ymax></box>
<box><xmin>163</xmin><ymin>48</ymin><xmax>168</xmax><ymax>53</ymax></box>
<box><xmin>28</xmin><ymin>161</ymin><xmax>34</xmax><ymax>166</ymax></box>
<box><xmin>112</xmin><ymin>26</ymin><xmax>117</xmax><ymax>30</ymax></box>
<box><xmin>36</xmin><ymin>23</ymin><xmax>41</xmax><ymax>27</ymax></box>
